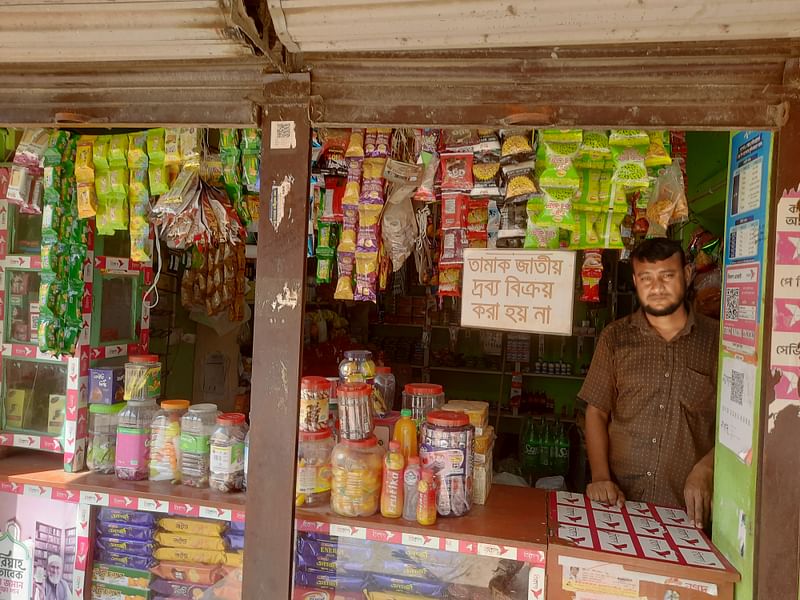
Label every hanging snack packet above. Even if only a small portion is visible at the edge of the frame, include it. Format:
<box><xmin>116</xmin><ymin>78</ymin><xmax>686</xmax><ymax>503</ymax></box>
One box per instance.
<box><xmin>354</xmin><ymin>253</ymin><xmax>378</xmax><ymax>302</ymax></box>
<box><xmin>441</xmin><ymin>192</ymin><xmax>466</xmax><ymax>229</ymax></box>
<box><xmin>465</xmin><ymin>198</ymin><xmax>489</xmax><ymax>233</ymax></box>
<box><xmin>500</xmin><ymin>129</ymin><xmax>534</xmax><ymax>163</ymax></box>
<box><xmin>75</xmin><ymin>139</ymin><xmax>95</xmax><ymax>183</ymax></box>
<box><xmin>43</xmin><ymin>166</ymin><xmax>62</xmax><ymax>204</ymax></box>
<box><xmin>439</xmin><ymin>228</ymin><xmax>466</xmax><ymax>266</ymax></box>
<box><xmin>503</xmin><ymin>160</ymin><xmax>537</xmax><ymax>200</ymax></box>
<box><xmin>219</xmin><ymin>128</ymin><xmax>240</xmax><ymax>151</ymax></box>
<box><xmin>108</xmin><ymin>135</ymin><xmax>128</xmax><ymax>168</ymax></box>
<box><xmin>181</xmin><ymin>128</ymin><xmax>202</xmax><ymax>166</ymax></box>
<box><xmin>487</xmin><ymin>199</ymin><xmax>500</xmax><ymax>248</ymax></box>
<box><xmin>413</xmin><ymin>152</ymin><xmax>439</xmax><ymax>202</ymax></box>
<box><xmin>539</xmin><ymin>140</ymin><xmax>581</xmax><ymax>190</ymax></box>
<box><xmin>598</xmin><ymin>211</ymin><xmax>625</xmax><ymax>249</ymax></box>
<box><xmin>334</xmin><ymin>251</ymin><xmax>355</xmax><ymax>300</ymax></box>
<box><xmin>569</xmin><ymin>212</ymin><xmax>600</xmax><ymax>249</ymax></box>
<box><xmin>443</xmin><ymin>129</ymin><xmax>478</xmax><ymax>152</ymax></box>
<box><xmin>611</xmin><ymin>145</ymin><xmax>649</xmax><ymax>190</ymax></box>
<box><xmin>357</xmin><ymin>224</ymin><xmax>380</xmax><ymax>253</ymax></box>
<box><xmin>438</xmin><ymin>266</ymin><xmax>462</xmax><ymax>297</ymax></box>
<box><xmin>345</xmin><ymin>129</ymin><xmax>365</xmax><ymax>158</ymax></box>
<box><xmin>6</xmin><ymin>165</ymin><xmax>32</xmax><ymax>206</ymax></box>
<box><xmin>164</xmin><ymin>128</ymin><xmax>181</xmax><ymax>165</ymax></box>
<box><xmin>149</xmin><ymin>163</ymin><xmax>169</xmax><ymax>196</ymax></box>
<box><xmin>221</xmin><ymin>147</ymin><xmax>242</xmax><ymax>187</ymax></box>
<box><xmin>242</xmin><ymin>153</ymin><xmax>259</xmax><ymax>193</ymax></box>
<box><xmin>91</xmin><ymin>135</ymin><xmax>111</xmax><ymax>172</ymax></box>
<box><xmin>475</xmin><ymin>129</ymin><xmax>501</xmax><ymax>154</ymax></box>
<box><xmin>77</xmin><ymin>183</ymin><xmax>97</xmax><ymax>219</ymax></box>
<box><xmin>370</xmin><ymin>128</ymin><xmax>392</xmax><ymax>158</ymax></box>
<box><xmin>240</xmin><ymin>128</ymin><xmax>261</xmax><ymax>154</ymax></box>
<box><xmin>645</xmin><ymin>131</ymin><xmax>672</xmax><ymax>168</ymax></box>
<box><xmin>126</xmin><ymin>132</ymin><xmax>148</xmax><ymax>169</ymax></box>
<box><xmin>360</xmin><ymin>176</ymin><xmax>385</xmax><ymax>205</ymax></box>
<box><xmin>472</xmin><ymin>155</ymin><xmax>501</xmax><ymax>191</ymax></box>
<box><xmin>43</xmin><ymin>130</ymin><xmax>69</xmax><ymax>167</ymax></box>
<box><xmin>362</xmin><ymin>157</ymin><xmax>386</xmax><ymax>182</ymax></box>
<box><xmin>536</xmin><ymin>187</ymin><xmax>578</xmax><ymax>231</ymax></box>
<box><xmin>147</xmin><ymin>128</ymin><xmax>166</xmax><ymax>164</ymax></box>
<box><xmin>524</xmin><ymin>224</ymin><xmax>560</xmax><ymax>250</ymax></box>
<box><xmin>666</xmin><ymin>163</ymin><xmax>689</xmax><ymax>224</ymax></box>
<box><xmin>13</xmin><ymin>128</ymin><xmax>49</xmax><ymax>167</ymax></box>
<box><xmin>320</xmin><ymin>129</ymin><xmax>350</xmax><ymax>177</ymax></box>
<box><xmin>576</xmin><ymin>130</ymin><xmax>612</xmax><ymax>170</ymax></box>
<box><xmin>609</xmin><ymin>130</ymin><xmax>650</xmax><ymax>147</ymax></box>
<box><xmin>316</xmin><ymin>247</ymin><xmax>334</xmax><ymax>284</ymax></box>
<box><xmin>580</xmin><ymin>251</ymin><xmax>604</xmax><ymax>302</ymax></box>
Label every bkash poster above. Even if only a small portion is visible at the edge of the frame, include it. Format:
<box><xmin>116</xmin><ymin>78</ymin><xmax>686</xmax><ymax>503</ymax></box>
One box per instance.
<box><xmin>0</xmin><ymin>494</ymin><xmax>77</xmax><ymax>600</ymax></box>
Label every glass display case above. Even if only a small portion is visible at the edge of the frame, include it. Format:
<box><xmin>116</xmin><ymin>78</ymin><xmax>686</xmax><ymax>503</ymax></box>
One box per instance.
<box><xmin>4</xmin><ymin>268</ymin><xmax>40</xmax><ymax>344</ymax></box>
<box><xmin>2</xmin><ymin>358</ymin><xmax>67</xmax><ymax>434</ymax></box>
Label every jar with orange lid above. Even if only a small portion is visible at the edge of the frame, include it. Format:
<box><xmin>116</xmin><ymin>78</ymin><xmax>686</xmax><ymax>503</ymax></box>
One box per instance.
<box><xmin>337</xmin><ymin>382</ymin><xmax>374</xmax><ymax>441</ymax></box>
<box><xmin>299</xmin><ymin>376</ymin><xmax>330</xmax><ymax>432</ymax></box>
<box><xmin>402</xmin><ymin>383</ymin><xmax>445</xmax><ymax>426</ymax></box>
<box><xmin>331</xmin><ymin>434</ymin><xmax>384</xmax><ymax>517</ymax></box>
<box><xmin>296</xmin><ymin>428</ymin><xmax>334</xmax><ymax>507</ymax></box>
<box><xmin>149</xmin><ymin>400</ymin><xmax>190</xmax><ymax>482</ymax></box>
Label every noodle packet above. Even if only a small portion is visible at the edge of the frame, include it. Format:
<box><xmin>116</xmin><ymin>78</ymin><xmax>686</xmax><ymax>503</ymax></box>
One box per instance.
<box><xmin>472</xmin><ymin>154</ymin><xmax>501</xmax><ymax>191</ymax></box>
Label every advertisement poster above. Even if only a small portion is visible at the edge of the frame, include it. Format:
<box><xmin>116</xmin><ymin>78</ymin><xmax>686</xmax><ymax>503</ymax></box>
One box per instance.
<box><xmin>0</xmin><ymin>494</ymin><xmax>78</xmax><ymax>600</ymax></box>
<box><xmin>721</xmin><ymin>131</ymin><xmax>773</xmax><ymax>358</ymax></box>
<box><xmin>718</xmin><ymin>356</ymin><xmax>757</xmax><ymax>462</ymax></box>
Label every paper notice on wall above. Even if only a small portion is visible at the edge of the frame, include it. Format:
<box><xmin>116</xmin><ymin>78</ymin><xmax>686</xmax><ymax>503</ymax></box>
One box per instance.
<box><xmin>718</xmin><ymin>356</ymin><xmax>757</xmax><ymax>463</ymax></box>
<box><xmin>270</xmin><ymin>121</ymin><xmax>296</xmax><ymax>150</ymax></box>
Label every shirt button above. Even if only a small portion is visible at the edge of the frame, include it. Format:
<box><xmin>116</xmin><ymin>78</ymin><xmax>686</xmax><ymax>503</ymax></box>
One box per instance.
<box><xmin>647</xmin><ymin>471</ymin><xmax>653</xmax><ymax>477</ymax></box>
<box><xmin>659</xmin><ymin>404</ymin><xmax>665</xmax><ymax>410</ymax></box>
<box><xmin>665</xmin><ymin>372</ymin><xmax>670</xmax><ymax>378</ymax></box>
<box><xmin>652</xmin><ymin>438</ymin><xmax>657</xmax><ymax>444</ymax></box>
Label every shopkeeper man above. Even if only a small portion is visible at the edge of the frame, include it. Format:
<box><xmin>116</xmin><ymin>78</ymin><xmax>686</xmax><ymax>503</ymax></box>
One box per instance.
<box><xmin>579</xmin><ymin>238</ymin><xmax>718</xmax><ymax>528</ymax></box>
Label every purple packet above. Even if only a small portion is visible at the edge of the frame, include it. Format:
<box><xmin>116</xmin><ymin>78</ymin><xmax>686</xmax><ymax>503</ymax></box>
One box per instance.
<box><xmin>98</xmin><ymin>507</ymin><xmax>158</xmax><ymax>527</ymax></box>
<box><xmin>96</xmin><ymin>536</ymin><xmax>156</xmax><ymax>557</ymax></box>
<box><xmin>368</xmin><ymin>574</ymin><xmax>446</xmax><ymax>598</ymax></box>
<box><xmin>228</xmin><ymin>521</ymin><xmax>246</xmax><ymax>533</ymax></box>
<box><xmin>356</xmin><ymin>225</ymin><xmax>379</xmax><ymax>253</ymax></box>
<box><xmin>150</xmin><ymin>578</ymin><xmax>210</xmax><ymax>599</ymax></box>
<box><xmin>96</xmin><ymin>549</ymin><xmax>157</xmax><ymax>570</ymax></box>
<box><xmin>294</xmin><ymin>569</ymin><xmax>366</xmax><ymax>593</ymax></box>
<box><xmin>359</xmin><ymin>179</ymin><xmax>384</xmax><ymax>203</ymax></box>
<box><xmin>97</xmin><ymin>522</ymin><xmax>156</xmax><ymax>542</ymax></box>
<box><xmin>224</xmin><ymin>532</ymin><xmax>245</xmax><ymax>551</ymax></box>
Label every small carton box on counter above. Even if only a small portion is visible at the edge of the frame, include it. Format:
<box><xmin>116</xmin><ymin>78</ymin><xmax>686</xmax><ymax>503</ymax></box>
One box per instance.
<box><xmin>89</xmin><ymin>367</ymin><xmax>125</xmax><ymax>404</ymax></box>
<box><xmin>441</xmin><ymin>400</ymin><xmax>489</xmax><ymax>434</ymax></box>
<box><xmin>473</xmin><ymin>448</ymin><xmax>493</xmax><ymax>505</ymax></box>
<box><xmin>48</xmin><ymin>393</ymin><xmax>66</xmax><ymax>434</ymax></box>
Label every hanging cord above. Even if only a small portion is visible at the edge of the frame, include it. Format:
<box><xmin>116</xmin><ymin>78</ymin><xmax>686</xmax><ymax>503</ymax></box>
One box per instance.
<box><xmin>143</xmin><ymin>224</ymin><xmax>163</xmax><ymax>310</ymax></box>
<box><xmin>414</xmin><ymin>205</ymin><xmax>433</xmax><ymax>284</ymax></box>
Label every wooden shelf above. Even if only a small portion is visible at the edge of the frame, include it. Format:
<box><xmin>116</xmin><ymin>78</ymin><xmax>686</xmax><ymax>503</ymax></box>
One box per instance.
<box><xmin>522</xmin><ymin>372</ymin><xmax>585</xmax><ymax>381</ymax></box>
<box><xmin>429</xmin><ymin>366</ymin><xmax>504</xmax><ymax>375</ymax></box>
<box><xmin>0</xmin><ymin>451</ymin><xmax>245</xmax><ymax>520</ymax></box>
<box><xmin>296</xmin><ymin>484</ymin><xmax>548</xmax><ymax>561</ymax></box>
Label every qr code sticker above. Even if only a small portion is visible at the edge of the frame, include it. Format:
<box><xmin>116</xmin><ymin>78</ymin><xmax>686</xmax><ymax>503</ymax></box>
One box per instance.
<box><xmin>725</xmin><ymin>287</ymin><xmax>740</xmax><ymax>321</ymax></box>
<box><xmin>270</xmin><ymin>121</ymin><xmax>296</xmax><ymax>150</ymax></box>
<box><xmin>729</xmin><ymin>370</ymin><xmax>744</xmax><ymax>405</ymax></box>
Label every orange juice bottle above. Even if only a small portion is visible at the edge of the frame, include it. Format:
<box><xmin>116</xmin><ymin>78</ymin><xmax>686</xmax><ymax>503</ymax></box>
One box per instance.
<box><xmin>416</xmin><ymin>468</ymin><xmax>437</xmax><ymax>526</ymax></box>
<box><xmin>381</xmin><ymin>441</ymin><xmax>405</xmax><ymax>518</ymax></box>
<box><xmin>393</xmin><ymin>409</ymin><xmax>418</xmax><ymax>461</ymax></box>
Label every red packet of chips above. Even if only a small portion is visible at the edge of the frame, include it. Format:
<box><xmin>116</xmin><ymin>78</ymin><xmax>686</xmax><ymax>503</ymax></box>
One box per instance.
<box><xmin>440</xmin><ymin>152</ymin><xmax>474</xmax><ymax>190</ymax></box>
<box><xmin>441</xmin><ymin>192</ymin><xmax>467</xmax><ymax>229</ymax></box>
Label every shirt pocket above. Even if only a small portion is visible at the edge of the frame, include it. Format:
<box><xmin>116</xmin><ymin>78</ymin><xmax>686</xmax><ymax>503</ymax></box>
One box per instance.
<box><xmin>679</xmin><ymin>368</ymin><xmax>715</xmax><ymax>414</ymax></box>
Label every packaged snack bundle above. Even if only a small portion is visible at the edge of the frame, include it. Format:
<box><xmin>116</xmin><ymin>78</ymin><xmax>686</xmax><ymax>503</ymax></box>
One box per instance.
<box><xmin>580</xmin><ymin>250</ymin><xmax>604</xmax><ymax>302</ymax></box>
<box><xmin>499</xmin><ymin>128</ymin><xmax>534</xmax><ymax>164</ymax></box>
<box><xmin>610</xmin><ymin>130</ymin><xmax>650</xmax><ymax>191</ymax></box>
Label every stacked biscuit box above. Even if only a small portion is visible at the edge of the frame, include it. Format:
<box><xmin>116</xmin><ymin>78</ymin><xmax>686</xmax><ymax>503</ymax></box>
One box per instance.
<box><xmin>91</xmin><ymin>508</ymin><xmax>245</xmax><ymax>600</ymax></box>
<box><xmin>441</xmin><ymin>400</ymin><xmax>494</xmax><ymax>505</ymax></box>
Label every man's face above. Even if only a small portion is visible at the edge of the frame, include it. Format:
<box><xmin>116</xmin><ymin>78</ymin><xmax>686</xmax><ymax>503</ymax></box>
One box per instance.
<box><xmin>632</xmin><ymin>253</ymin><xmax>690</xmax><ymax>317</ymax></box>
<box><xmin>47</xmin><ymin>561</ymin><xmax>61</xmax><ymax>585</ymax></box>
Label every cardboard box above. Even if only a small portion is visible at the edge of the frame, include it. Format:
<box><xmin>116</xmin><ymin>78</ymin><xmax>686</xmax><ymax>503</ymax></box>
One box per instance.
<box><xmin>89</xmin><ymin>367</ymin><xmax>126</xmax><ymax>404</ymax></box>
<box><xmin>4</xmin><ymin>388</ymin><xmax>30</xmax><ymax>429</ymax></box>
<box><xmin>48</xmin><ymin>393</ymin><xmax>66</xmax><ymax>435</ymax></box>
<box><xmin>28</xmin><ymin>302</ymin><xmax>39</xmax><ymax>343</ymax></box>
<box><xmin>473</xmin><ymin>448</ymin><xmax>493</xmax><ymax>505</ymax></box>
<box><xmin>441</xmin><ymin>400</ymin><xmax>489</xmax><ymax>432</ymax></box>
<box><xmin>475</xmin><ymin>425</ymin><xmax>495</xmax><ymax>455</ymax></box>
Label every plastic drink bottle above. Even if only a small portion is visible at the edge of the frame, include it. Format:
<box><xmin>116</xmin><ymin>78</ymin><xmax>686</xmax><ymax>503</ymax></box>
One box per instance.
<box><xmin>416</xmin><ymin>468</ymin><xmax>437</xmax><ymax>526</ymax></box>
<box><xmin>381</xmin><ymin>441</ymin><xmax>405</xmax><ymax>518</ymax></box>
<box><xmin>402</xmin><ymin>456</ymin><xmax>421</xmax><ymax>521</ymax></box>
<box><xmin>393</xmin><ymin>409</ymin><xmax>418</xmax><ymax>460</ymax></box>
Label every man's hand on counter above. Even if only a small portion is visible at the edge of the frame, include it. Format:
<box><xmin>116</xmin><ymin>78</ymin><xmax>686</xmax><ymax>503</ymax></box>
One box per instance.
<box><xmin>684</xmin><ymin>450</ymin><xmax>715</xmax><ymax>529</ymax></box>
<box><xmin>587</xmin><ymin>480</ymin><xmax>626</xmax><ymax>507</ymax></box>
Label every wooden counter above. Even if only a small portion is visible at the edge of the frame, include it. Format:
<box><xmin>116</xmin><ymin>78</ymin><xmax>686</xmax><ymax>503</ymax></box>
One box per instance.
<box><xmin>0</xmin><ymin>450</ymin><xmax>245</xmax><ymax>520</ymax></box>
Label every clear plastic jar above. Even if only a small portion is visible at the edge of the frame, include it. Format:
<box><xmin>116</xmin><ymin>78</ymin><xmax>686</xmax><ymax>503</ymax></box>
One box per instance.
<box><xmin>180</xmin><ymin>403</ymin><xmax>218</xmax><ymax>488</ymax></box>
<box><xmin>338</xmin><ymin>350</ymin><xmax>377</xmax><ymax>385</ymax></box>
<box><xmin>243</xmin><ymin>427</ymin><xmax>250</xmax><ymax>492</ymax></box>
<box><xmin>149</xmin><ymin>400</ymin><xmax>190</xmax><ymax>482</ymax></box>
<box><xmin>373</xmin><ymin>366</ymin><xmax>396</xmax><ymax>416</ymax></box>
<box><xmin>210</xmin><ymin>413</ymin><xmax>248</xmax><ymax>493</ymax></box>
<box><xmin>337</xmin><ymin>383</ymin><xmax>374</xmax><ymax>441</ymax></box>
<box><xmin>331</xmin><ymin>435</ymin><xmax>384</xmax><ymax>517</ymax></box>
<box><xmin>88</xmin><ymin>402</ymin><xmax>126</xmax><ymax>474</ymax></box>
<box><xmin>124</xmin><ymin>354</ymin><xmax>161</xmax><ymax>401</ymax></box>
<box><xmin>402</xmin><ymin>383</ymin><xmax>445</xmax><ymax>426</ymax></box>
<box><xmin>296</xmin><ymin>428</ymin><xmax>334</xmax><ymax>507</ymax></box>
<box><xmin>115</xmin><ymin>398</ymin><xmax>158</xmax><ymax>481</ymax></box>
<box><xmin>420</xmin><ymin>410</ymin><xmax>475</xmax><ymax>517</ymax></box>
<box><xmin>299</xmin><ymin>376</ymin><xmax>330</xmax><ymax>432</ymax></box>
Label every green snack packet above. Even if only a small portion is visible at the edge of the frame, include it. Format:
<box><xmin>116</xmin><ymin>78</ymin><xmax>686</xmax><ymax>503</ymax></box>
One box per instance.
<box><xmin>316</xmin><ymin>247</ymin><xmax>335</xmax><ymax>284</ymax></box>
<box><xmin>569</xmin><ymin>212</ymin><xmax>601</xmax><ymax>250</ymax></box>
<box><xmin>39</xmin><ymin>274</ymin><xmax>60</xmax><ymax>316</ymax></box>
<box><xmin>611</xmin><ymin>145</ymin><xmax>649</xmax><ymax>190</ymax></box>
<box><xmin>240</xmin><ymin>128</ymin><xmax>262</xmax><ymax>153</ymax></box>
<box><xmin>524</xmin><ymin>196</ymin><xmax>559</xmax><ymax>249</ymax></box>
<box><xmin>40</xmin><ymin>241</ymin><xmax>62</xmax><ymax>274</ymax></box>
<box><xmin>147</xmin><ymin>128</ymin><xmax>166</xmax><ymax>164</ymax></box>
<box><xmin>241</xmin><ymin>153</ymin><xmax>259</xmax><ymax>192</ymax></box>
<box><xmin>148</xmin><ymin>164</ymin><xmax>169</xmax><ymax>196</ymax></box>
<box><xmin>540</xmin><ymin>140</ymin><xmax>581</xmax><ymax>189</ymax></box>
<box><xmin>575</xmin><ymin>130</ymin><xmax>612</xmax><ymax>170</ymax></box>
<box><xmin>43</xmin><ymin>166</ymin><xmax>63</xmax><ymax>204</ymax></box>
<box><xmin>598</xmin><ymin>211</ymin><xmax>625</xmax><ymax>249</ymax></box>
<box><xmin>96</xmin><ymin>197</ymin><xmax>114</xmax><ymax>236</ymax></box>
<box><xmin>219</xmin><ymin>128</ymin><xmax>240</xmax><ymax>150</ymax></box>
<box><xmin>95</xmin><ymin>170</ymin><xmax>113</xmax><ymax>201</ymax></box>
<box><xmin>109</xmin><ymin>167</ymin><xmax>129</xmax><ymax>195</ymax></box>
<box><xmin>43</xmin><ymin>130</ymin><xmax>70</xmax><ymax>167</ymax></box>
<box><xmin>317</xmin><ymin>222</ymin><xmax>338</xmax><ymax>249</ymax></box>
<box><xmin>224</xmin><ymin>183</ymin><xmax>251</xmax><ymax>226</ymax></box>
<box><xmin>108</xmin><ymin>134</ymin><xmax>129</xmax><ymax>168</ymax></box>
<box><xmin>61</xmin><ymin>319</ymin><xmax>82</xmax><ymax>356</ymax></box>
<box><xmin>127</xmin><ymin>132</ymin><xmax>148</xmax><ymax>169</ymax></box>
<box><xmin>70</xmin><ymin>217</ymin><xmax>89</xmax><ymax>246</ymax></box>
<box><xmin>542</xmin><ymin>129</ymin><xmax>583</xmax><ymax>145</ymax></box>
<box><xmin>93</xmin><ymin>135</ymin><xmax>111</xmax><ymax>171</ymax></box>
<box><xmin>610</xmin><ymin>129</ymin><xmax>650</xmax><ymax>147</ymax></box>
<box><xmin>65</xmin><ymin>282</ymin><xmax>83</xmax><ymax>321</ymax></box>
<box><xmin>41</xmin><ymin>205</ymin><xmax>63</xmax><ymax>240</ymax></box>
<box><xmin>221</xmin><ymin>148</ymin><xmax>242</xmax><ymax>186</ymax></box>
<box><xmin>535</xmin><ymin>186</ymin><xmax>578</xmax><ymax>232</ymax></box>
<box><xmin>37</xmin><ymin>316</ymin><xmax>58</xmax><ymax>354</ymax></box>
<box><xmin>109</xmin><ymin>193</ymin><xmax>129</xmax><ymax>231</ymax></box>
<box><xmin>68</xmin><ymin>246</ymin><xmax>87</xmax><ymax>282</ymax></box>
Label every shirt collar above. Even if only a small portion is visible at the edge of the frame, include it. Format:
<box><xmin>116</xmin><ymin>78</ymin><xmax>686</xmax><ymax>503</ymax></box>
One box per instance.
<box><xmin>630</xmin><ymin>303</ymin><xmax>696</xmax><ymax>341</ymax></box>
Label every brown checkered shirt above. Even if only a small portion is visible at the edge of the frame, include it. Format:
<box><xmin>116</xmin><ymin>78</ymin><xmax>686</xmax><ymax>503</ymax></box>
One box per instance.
<box><xmin>579</xmin><ymin>306</ymin><xmax>719</xmax><ymax>508</ymax></box>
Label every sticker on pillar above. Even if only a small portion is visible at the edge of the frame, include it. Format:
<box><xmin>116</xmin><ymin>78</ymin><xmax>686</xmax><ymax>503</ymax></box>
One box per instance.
<box><xmin>270</xmin><ymin>175</ymin><xmax>294</xmax><ymax>232</ymax></box>
<box><xmin>270</xmin><ymin>121</ymin><xmax>296</xmax><ymax>150</ymax></box>
<box><xmin>0</xmin><ymin>521</ymin><xmax>32</xmax><ymax>600</ymax></box>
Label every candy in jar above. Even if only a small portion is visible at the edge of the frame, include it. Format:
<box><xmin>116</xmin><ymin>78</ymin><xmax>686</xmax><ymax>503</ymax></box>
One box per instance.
<box><xmin>180</xmin><ymin>403</ymin><xmax>218</xmax><ymax>488</ymax></box>
<box><xmin>209</xmin><ymin>412</ymin><xmax>248</xmax><ymax>492</ymax></box>
<box><xmin>338</xmin><ymin>350</ymin><xmax>376</xmax><ymax>384</ymax></box>
<box><xmin>296</xmin><ymin>428</ymin><xmax>334</xmax><ymax>507</ymax></box>
<box><xmin>149</xmin><ymin>400</ymin><xmax>189</xmax><ymax>482</ymax></box>
<box><xmin>420</xmin><ymin>410</ymin><xmax>475</xmax><ymax>517</ymax></box>
<box><xmin>115</xmin><ymin>398</ymin><xmax>158</xmax><ymax>481</ymax></box>
<box><xmin>299</xmin><ymin>376</ymin><xmax>330</xmax><ymax>432</ymax></box>
<box><xmin>88</xmin><ymin>402</ymin><xmax>126</xmax><ymax>474</ymax></box>
<box><xmin>331</xmin><ymin>435</ymin><xmax>384</xmax><ymax>517</ymax></box>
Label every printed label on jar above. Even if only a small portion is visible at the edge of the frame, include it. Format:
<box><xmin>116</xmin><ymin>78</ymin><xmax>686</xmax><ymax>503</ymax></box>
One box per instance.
<box><xmin>180</xmin><ymin>433</ymin><xmax>210</xmax><ymax>454</ymax></box>
<box><xmin>297</xmin><ymin>464</ymin><xmax>332</xmax><ymax>494</ymax></box>
<box><xmin>210</xmin><ymin>442</ymin><xmax>244</xmax><ymax>474</ymax></box>
<box><xmin>115</xmin><ymin>427</ymin><xmax>150</xmax><ymax>468</ymax></box>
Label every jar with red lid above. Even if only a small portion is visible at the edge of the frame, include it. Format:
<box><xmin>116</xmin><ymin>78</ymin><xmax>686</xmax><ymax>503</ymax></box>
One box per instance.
<box><xmin>420</xmin><ymin>410</ymin><xmax>475</xmax><ymax>517</ymax></box>
<box><xmin>209</xmin><ymin>412</ymin><xmax>248</xmax><ymax>492</ymax></box>
<box><xmin>124</xmin><ymin>354</ymin><xmax>161</xmax><ymax>400</ymax></box>
<box><xmin>296</xmin><ymin>428</ymin><xmax>334</xmax><ymax>507</ymax></box>
<box><xmin>402</xmin><ymin>383</ymin><xmax>445</xmax><ymax>426</ymax></box>
<box><xmin>337</xmin><ymin>382</ymin><xmax>373</xmax><ymax>440</ymax></box>
<box><xmin>300</xmin><ymin>376</ymin><xmax>330</xmax><ymax>432</ymax></box>
<box><xmin>331</xmin><ymin>434</ymin><xmax>384</xmax><ymax>517</ymax></box>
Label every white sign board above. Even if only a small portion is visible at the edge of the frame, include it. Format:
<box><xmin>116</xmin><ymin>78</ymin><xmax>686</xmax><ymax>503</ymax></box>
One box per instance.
<box><xmin>460</xmin><ymin>249</ymin><xmax>576</xmax><ymax>335</ymax></box>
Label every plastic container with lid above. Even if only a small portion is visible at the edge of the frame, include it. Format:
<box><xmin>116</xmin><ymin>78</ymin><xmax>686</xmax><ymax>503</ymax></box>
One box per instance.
<box><xmin>124</xmin><ymin>354</ymin><xmax>161</xmax><ymax>401</ymax></box>
<box><xmin>420</xmin><ymin>410</ymin><xmax>475</xmax><ymax>517</ymax></box>
<box><xmin>210</xmin><ymin>413</ymin><xmax>248</xmax><ymax>493</ymax></box>
<box><xmin>337</xmin><ymin>383</ymin><xmax>374</xmax><ymax>441</ymax></box>
<box><xmin>299</xmin><ymin>376</ymin><xmax>330</xmax><ymax>432</ymax></box>
<box><xmin>372</xmin><ymin>366</ymin><xmax>395</xmax><ymax>417</ymax></box>
<box><xmin>331</xmin><ymin>434</ymin><xmax>384</xmax><ymax>517</ymax></box>
<box><xmin>115</xmin><ymin>398</ymin><xmax>159</xmax><ymax>481</ymax></box>
<box><xmin>296</xmin><ymin>427</ymin><xmax>335</xmax><ymax>507</ymax></box>
<box><xmin>149</xmin><ymin>400</ymin><xmax>190</xmax><ymax>482</ymax></box>
<box><xmin>88</xmin><ymin>402</ymin><xmax>127</xmax><ymax>474</ymax></box>
<box><xmin>338</xmin><ymin>350</ymin><xmax>377</xmax><ymax>385</ymax></box>
<box><xmin>180</xmin><ymin>403</ymin><xmax>218</xmax><ymax>488</ymax></box>
<box><xmin>402</xmin><ymin>383</ymin><xmax>445</xmax><ymax>426</ymax></box>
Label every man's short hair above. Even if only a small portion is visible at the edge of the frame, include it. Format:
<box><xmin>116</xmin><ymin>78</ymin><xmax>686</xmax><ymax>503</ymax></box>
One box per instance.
<box><xmin>47</xmin><ymin>554</ymin><xmax>62</xmax><ymax>567</ymax></box>
<box><xmin>630</xmin><ymin>238</ymin><xmax>686</xmax><ymax>266</ymax></box>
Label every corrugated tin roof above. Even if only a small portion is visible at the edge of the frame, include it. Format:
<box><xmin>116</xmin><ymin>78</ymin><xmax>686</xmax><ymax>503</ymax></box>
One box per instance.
<box><xmin>0</xmin><ymin>0</ymin><xmax>264</xmax><ymax>62</ymax></box>
<box><xmin>268</xmin><ymin>0</ymin><xmax>800</xmax><ymax>53</ymax></box>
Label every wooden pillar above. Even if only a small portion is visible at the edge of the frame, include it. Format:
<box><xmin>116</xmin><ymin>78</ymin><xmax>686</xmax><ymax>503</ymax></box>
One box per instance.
<box><xmin>243</xmin><ymin>73</ymin><xmax>311</xmax><ymax>599</ymax></box>
<box><xmin>755</xmin><ymin>100</ymin><xmax>800</xmax><ymax>599</ymax></box>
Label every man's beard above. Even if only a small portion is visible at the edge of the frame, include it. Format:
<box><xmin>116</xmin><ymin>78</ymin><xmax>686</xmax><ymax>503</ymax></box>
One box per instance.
<box><xmin>641</xmin><ymin>297</ymin><xmax>684</xmax><ymax>317</ymax></box>
<box><xmin>47</xmin><ymin>574</ymin><xmax>60</xmax><ymax>586</ymax></box>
